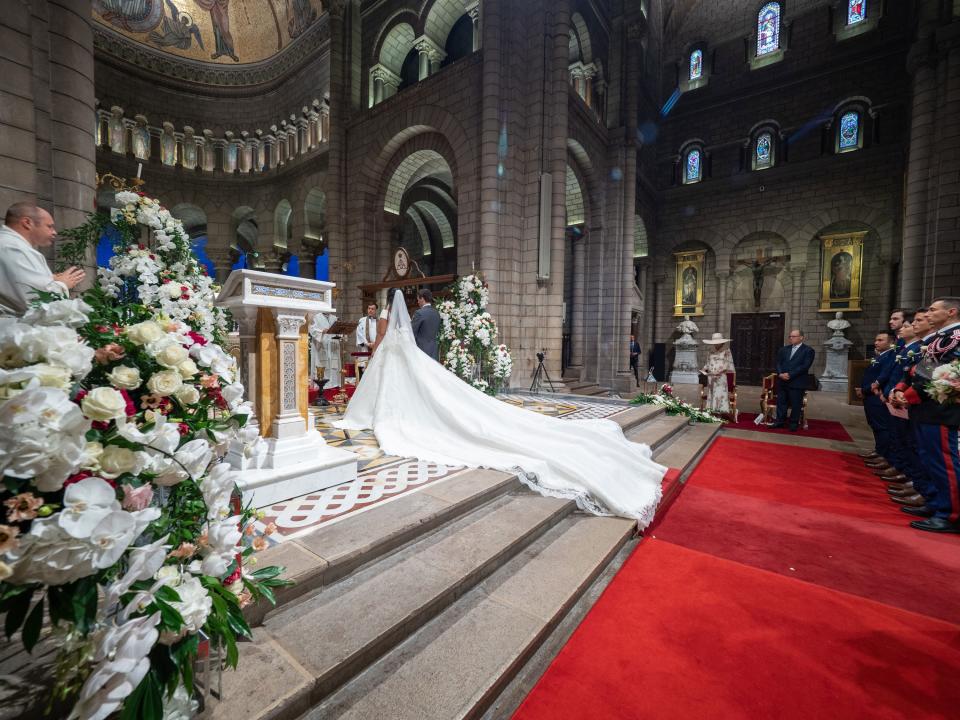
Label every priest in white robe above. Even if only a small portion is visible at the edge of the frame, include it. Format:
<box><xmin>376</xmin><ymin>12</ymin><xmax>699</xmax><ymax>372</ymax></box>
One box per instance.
<box><xmin>0</xmin><ymin>202</ymin><xmax>85</xmax><ymax>316</ymax></box>
<box><xmin>309</xmin><ymin>312</ymin><xmax>341</xmax><ymax>387</ymax></box>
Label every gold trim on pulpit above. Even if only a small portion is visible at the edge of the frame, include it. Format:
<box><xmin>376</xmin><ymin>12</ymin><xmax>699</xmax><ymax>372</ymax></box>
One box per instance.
<box><xmin>256</xmin><ymin>308</ymin><xmax>279</xmax><ymax>438</ymax></box>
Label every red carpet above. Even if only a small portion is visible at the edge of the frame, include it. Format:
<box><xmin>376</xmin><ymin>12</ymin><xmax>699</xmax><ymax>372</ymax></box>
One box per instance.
<box><xmin>726</xmin><ymin>411</ymin><xmax>852</xmax><ymax>442</ymax></box>
<box><xmin>515</xmin><ymin>436</ymin><xmax>960</xmax><ymax>719</ymax></box>
<box><xmin>513</xmin><ymin>541</ymin><xmax>960</xmax><ymax>720</ymax></box>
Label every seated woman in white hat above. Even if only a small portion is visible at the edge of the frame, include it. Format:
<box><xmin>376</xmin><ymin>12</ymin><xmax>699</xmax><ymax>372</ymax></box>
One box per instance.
<box><xmin>701</xmin><ymin>332</ymin><xmax>735</xmax><ymax>414</ymax></box>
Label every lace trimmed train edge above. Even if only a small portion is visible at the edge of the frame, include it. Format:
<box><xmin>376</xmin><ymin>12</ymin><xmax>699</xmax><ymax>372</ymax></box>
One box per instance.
<box><xmin>509</xmin><ymin>466</ymin><xmax>662</xmax><ymax>530</ymax></box>
<box><xmin>375</xmin><ymin>433</ymin><xmax>663</xmax><ymax>529</ymax></box>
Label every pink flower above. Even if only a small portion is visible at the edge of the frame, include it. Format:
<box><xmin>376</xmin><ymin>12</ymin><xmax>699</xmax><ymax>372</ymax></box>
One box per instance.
<box><xmin>0</xmin><ymin>525</ymin><xmax>20</xmax><ymax>553</ymax></box>
<box><xmin>187</xmin><ymin>331</ymin><xmax>208</xmax><ymax>346</ymax></box>
<box><xmin>168</xmin><ymin>542</ymin><xmax>197</xmax><ymax>560</ymax></box>
<box><xmin>252</xmin><ymin>536</ymin><xmax>268</xmax><ymax>551</ymax></box>
<box><xmin>94</xmin><ymin>343</ymin><xmax>126</xmax><ymax>364</ymax></box>
<box><xmin>5</xmin><ymin>492</ymin><xmax>44</xmax><ymax>522</ymax></box>
<box><xmin>121</xmin><ymin>483</ymin><xmax>154</xmax><ymax>511</ymax></box>
<box><xmin>264</xmin><ymin>522</ymin><xmax>277</xmax><ymax>536</ymax></box>
<box><xmin>120</xmin><ymin>389</ymin><xmax>137</xmax><ymax>416</ymax></box>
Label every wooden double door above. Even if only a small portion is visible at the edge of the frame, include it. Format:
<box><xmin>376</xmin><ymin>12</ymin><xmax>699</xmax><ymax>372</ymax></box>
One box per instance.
<box><xmin>730</xmin><ymin>313</ymin><xmax>785</xmax><ymax>386</ymax></box>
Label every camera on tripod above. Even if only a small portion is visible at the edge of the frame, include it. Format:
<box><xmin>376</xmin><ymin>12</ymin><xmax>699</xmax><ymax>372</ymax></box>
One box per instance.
<box><xmin>530</xmin><ymin>348</ymin><xmax>555</xmax><ymax>393</ymax></box>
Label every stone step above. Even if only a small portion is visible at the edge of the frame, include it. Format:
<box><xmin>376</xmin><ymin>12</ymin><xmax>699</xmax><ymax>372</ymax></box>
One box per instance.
<box><xmin>247</xmin><ymin>468</ymin><xmax>520</xmax><ymax>625</ymax></box>
<box><xmin>609</xmin><ymin>403</ymin><xmax>665</xmax><ymax>432</ymax></box>
<box><xmin>307</xmin><ymin>514</ymin><xmax>635</xmax><ymax>720</ymax></box>
<box><xmin>624</xmin><ymin>413</ymin><xmax>690</xmax><ymax>451</ymax></box>
<box><xmin>214</xmin><ymin>494</ymin><xmax>575</xmax><ymax>720</ymax></box>
<box><xmin>652</xmin><ymin>421</ymin><xmax>721</xmax><ymax>475</ymax></box>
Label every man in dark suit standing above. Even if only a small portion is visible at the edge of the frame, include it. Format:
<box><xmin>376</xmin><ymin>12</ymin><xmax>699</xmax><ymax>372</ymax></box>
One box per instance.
<box><xmin>773</xmin><ymin>328</ymin><xmax>815</xmax><ymax>431</ymax></box>
<box><xmin>412</xmin><ymin>288</ymin><xmax>441</xmax><ymax>360</ymax></box>
<box><xmin>629</xmin><ymin>334</ymin><xmax>642</xmax><ymax>386</ymax></box>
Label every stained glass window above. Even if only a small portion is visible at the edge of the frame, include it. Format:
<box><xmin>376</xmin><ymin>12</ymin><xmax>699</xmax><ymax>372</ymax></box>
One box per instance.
<box><xmin>847</xmin><ymin>0</ymin><xmax>866</xmax><ymax>25</ymax></box>
<box><xmin>690</xmin><ymin>49</ymin><xmax>703</xmax><ymax>80</ymax></box>
<box><xmin>685</xmin><ymin>149</ymin><xmax>702</xmax><ymax>183</ymax></box>
<box><xmin>757</xmin><ymin>3</ymin><xmax>781</xmax><ymax>56</ymax></box>
<box><xmin>756</xmin><ymin>132</ymin><xmax>773</xmax><ymax>168</ymax></box>
<box><xmin>839</xmin><ymin>111</ymin><xmax>860</xmax><ymax>151</ymax></box>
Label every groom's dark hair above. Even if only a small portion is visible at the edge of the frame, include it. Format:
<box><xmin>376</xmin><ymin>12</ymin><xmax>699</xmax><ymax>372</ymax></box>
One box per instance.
<box><xmin>418</xmin><ymin>288</ymin><xmax>433</xmax><ymax>303</ymax></box>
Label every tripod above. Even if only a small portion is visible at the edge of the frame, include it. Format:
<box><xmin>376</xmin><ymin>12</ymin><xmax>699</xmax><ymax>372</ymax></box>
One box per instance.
<box><xmin>529</xmin><ymin>351</ymin><xmax>556</xmax><ymax>393</ymax></box>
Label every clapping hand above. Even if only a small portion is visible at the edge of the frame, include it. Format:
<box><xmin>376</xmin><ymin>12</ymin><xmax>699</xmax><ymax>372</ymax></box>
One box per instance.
<box><xmin>53</xmin><ymin>266</ymin><xmax>85</xmax><ymax>289</ymax></box>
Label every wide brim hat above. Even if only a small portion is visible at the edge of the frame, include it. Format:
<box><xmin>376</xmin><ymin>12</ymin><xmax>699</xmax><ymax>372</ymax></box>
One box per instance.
<box><xmin>702</xmin><ymin>332</ymin><xmax>732</xmax><ymax>345</ymax></box>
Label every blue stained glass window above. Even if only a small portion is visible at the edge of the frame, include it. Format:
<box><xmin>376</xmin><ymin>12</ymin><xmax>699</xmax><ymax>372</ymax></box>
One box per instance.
<box><xmin>839</xmin><ymin>111</ymin><xmax>860</xmax><ymax>150</ymax></box>
<box><xmin>757</xmin><ymin>3</ymin><xmax>781</xmax><ymax>56</ymax></box>
<box><xmin>690</xmin><ymin>49</ymin><xmax>703</xmax><ymax>80</ymax></box>
<box><xmin>756</xmin><ymin>133</ymin><xmax>773</xmax><ymax>168</ymax></box>
<box><xmin>685</xmin><ymin>149</ymin><xmax>702</xmax><ymax>183</ymax></box>
<box><xmin>847</xmin><ymin>0</ymin><xmax>866</xmax><ymax>25</ymax></box>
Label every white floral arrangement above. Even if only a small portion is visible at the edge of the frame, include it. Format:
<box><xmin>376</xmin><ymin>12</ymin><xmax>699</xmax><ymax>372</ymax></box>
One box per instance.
<box><xmin>631</xmin><ymin>384</ymin><xmax>720</xmax><ymax>423</ymax></box>
<box><xmin>1</xmin><ymin>190</ymin><xmax>289</xmax><ymax>719</ymax></box>
<box><xmin>437</xmin><ymin>275</ymin><xmax>513</xmax><ymax>395</ymax></box>
<box><xmin>926</xmin><ymin>359</ymin><xmax>960</xmax><ymax>405</ymax></box>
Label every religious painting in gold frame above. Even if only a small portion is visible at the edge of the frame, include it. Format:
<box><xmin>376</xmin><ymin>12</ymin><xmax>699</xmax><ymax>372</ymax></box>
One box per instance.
<box><xmin>673</xmin><ymin>251</ymin><xmax>705</xmax><ymax>317</ymax></box>
<box><xmin>818</xmin><ymin>231</ymin><xmax>865</xmax><ymax>312</ymax></box>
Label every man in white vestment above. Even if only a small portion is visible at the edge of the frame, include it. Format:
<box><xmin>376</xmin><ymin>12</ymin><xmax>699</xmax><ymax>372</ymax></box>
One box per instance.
<box><xmin>309</xmin><ymin>312</ymin><xmax>341</xmax><ymax>387</ymax></box>
<box><xmin>355</xmin><ymin>302</ymin><xmax>378</xmax><ymax>351</ymax></box>
<box><xmin>0</xmin><ymin>202</ymin><xmax>85</xmax><ymax>317</ymax></box>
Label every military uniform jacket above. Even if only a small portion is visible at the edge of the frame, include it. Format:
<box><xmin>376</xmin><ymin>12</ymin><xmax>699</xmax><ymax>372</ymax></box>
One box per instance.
<box><xmin>904</xmin><ymin>322</ymin><xmax>960</xmax><ymax>425</ymax></box>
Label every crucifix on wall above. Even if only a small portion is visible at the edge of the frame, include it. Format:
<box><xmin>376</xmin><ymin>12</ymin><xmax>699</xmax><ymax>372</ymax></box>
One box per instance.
<box><xmin>736</xmin><ymin>247</ymin><xmax>790</xmax><ymax>309</ymax></box>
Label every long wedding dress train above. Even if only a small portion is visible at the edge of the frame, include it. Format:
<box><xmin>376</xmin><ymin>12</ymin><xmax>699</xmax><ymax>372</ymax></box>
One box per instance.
<box><xmin>333</xmin><ymin>300</ymin><xmax>666</xmax><ymax>527</ymax></box>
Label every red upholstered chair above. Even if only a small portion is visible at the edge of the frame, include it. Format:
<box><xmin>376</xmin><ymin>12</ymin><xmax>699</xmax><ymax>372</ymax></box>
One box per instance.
<box><xmin>760</xmin><ymin>373</ymin><xmax>807</xmax><ymax>429</ymax></box>
<box><xmin>700</xmin><ymin>372</ymin><xmax>738</xmax><ymax>422</ymax></box>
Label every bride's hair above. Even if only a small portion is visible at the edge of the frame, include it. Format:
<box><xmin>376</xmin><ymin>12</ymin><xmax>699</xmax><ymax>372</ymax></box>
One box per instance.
<box><xmin>386</xmin><ymin>287</ymin><xmax>402</xmax><ymax>308</ymax></box>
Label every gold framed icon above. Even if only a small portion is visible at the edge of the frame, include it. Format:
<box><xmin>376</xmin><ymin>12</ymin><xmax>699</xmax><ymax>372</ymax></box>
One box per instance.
<box><xmin>673</xmin><ymin>250</ymin><xmax>705</xmax><ymax>317</ymax></box>
<box><xmin>818</xmin><ymin>231</ymin><xmax>865</xmax><ymax>312</ymax></box>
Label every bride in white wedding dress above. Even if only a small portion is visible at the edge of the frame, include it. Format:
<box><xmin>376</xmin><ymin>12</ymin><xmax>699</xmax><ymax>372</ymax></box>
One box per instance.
<box><xmin>334</xmin><ymin>290</ymin><xmax>666</xmax><ymax>528</ymax></box>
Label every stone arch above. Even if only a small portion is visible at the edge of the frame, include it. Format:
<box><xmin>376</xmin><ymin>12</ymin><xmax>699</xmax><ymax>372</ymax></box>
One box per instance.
<box><xmin>170</xmin><ymin>203</ymin><xmax>207</xmax><ymax>239</ymax></box>
<box><xmin>423</xmin><ymin>0</ymin><xmax>467</xmax><ymax>47</ymax></box>
<box><xmin>231</xmin><ymin>205</ymin><xmax>258</xmax><ymax>255</ymax></box>
<box><xmin>404</xmin><ymin>206</ymin><xmax>432</xmax><ymax>256</ymax></box>
<box><xmin>795</xmin><ymin>204</ymin><xmax>894</xmax><ymax>263</ymax></box>
<box><xmin>376</xmin><ymin>21</ymin><xmax>417</xmax><ymax>75</ymax></box>
<box><xmin>304</xmin><ymin>188</ymin><xmax>326</xmax><ymax>239</ymax></box>
<box><xmin>411</xmin><ymin>199</ymin><xmax>455</xmax><ymax>249</ymax></box>
<box><xmin>565</xmin><ymin>138</ymin><xmax>601</xmax><ymax>228</ymax></box>
<box><xmin>565</xmin><ymin>165</ymin><xmax>585</xmax><ymax>227</ymax></box>
<box><xmin>384</xmin><ymin>150</ymin><xmax>453</xmax><ymax>214</ymax></box>
<box><xmin>569</xmin><ymin>12</ymin><xmax>593</xmax><ymax>63</ymax></box>
<box><xmin>273</xmin><ymin>199</ymin><xmax>293</xmax><ymax>250</ymax></box>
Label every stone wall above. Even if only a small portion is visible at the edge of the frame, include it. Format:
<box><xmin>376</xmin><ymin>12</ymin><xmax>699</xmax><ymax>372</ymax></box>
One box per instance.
<box><xmin>0</xmin><ymin>0</ymin><xmax>96</xmax><ymax>231</ymax></box>
<box><xmin>651</xmin><ymin>0</ymin><xmax>914</xmax><ymax>378</ymax></box>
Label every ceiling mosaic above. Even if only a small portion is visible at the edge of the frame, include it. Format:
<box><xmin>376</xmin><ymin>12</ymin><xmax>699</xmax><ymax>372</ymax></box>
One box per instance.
<box><xmin>92</xmin><ymin>0</ymin><xmax>324</xmax><ymax>65</ymax></box>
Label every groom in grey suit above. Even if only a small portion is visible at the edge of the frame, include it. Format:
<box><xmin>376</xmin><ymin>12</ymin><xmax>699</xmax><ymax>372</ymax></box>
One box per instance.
<box><xmin>412</xmin><ymin>288</ymin><xmax>441</xmax><ymax>360</ymax></box>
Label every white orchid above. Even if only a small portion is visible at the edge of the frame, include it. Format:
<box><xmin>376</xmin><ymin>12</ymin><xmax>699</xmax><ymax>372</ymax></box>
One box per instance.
<box><xmin>59</xmin><ymin>477</ymin><xmax>121</xmax><ymax>539</ymax></box>
<box><xmin>200</xmin><ymin>464</ymin><xmax>235</xmax><ymax>519</ymax></box>
<box><xmin>169</xmin><ymin>575</ymin><xmax>212</xmax><ymax>633</ymax></box>
<box><xmin>69</xmin><ymin>613</ymin><xmax>160</xmax><ymax>720</ymax></box>
<box><xmin>22</xmin><ymin>298</ymin><xmax>93</xmax><ymax>328</ymax></box>
<box><xmin>201</xmin><ymin>518</ymin><xmax>242</xmax><ymax>577</ymax></box>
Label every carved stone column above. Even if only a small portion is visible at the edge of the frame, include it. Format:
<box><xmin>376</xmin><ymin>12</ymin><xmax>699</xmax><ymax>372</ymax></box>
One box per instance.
<box><xmin>272</xmin><ymin>313</ymin><xmax>306</xmax><ymax>439</ymax></box>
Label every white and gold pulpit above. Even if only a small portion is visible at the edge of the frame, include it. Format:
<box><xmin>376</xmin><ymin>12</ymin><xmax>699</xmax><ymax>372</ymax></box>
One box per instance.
<box><xmin>216</xmin><ymin>270</ymin><xmax>357</xmax><ymax>507</ymax></box>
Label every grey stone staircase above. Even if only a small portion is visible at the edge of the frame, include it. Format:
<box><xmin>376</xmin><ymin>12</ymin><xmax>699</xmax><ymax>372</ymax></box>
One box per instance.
<box><xmin>205</xmin><ymin>405</ymin><xmax>719</xmax><ymax>720</ymax></box>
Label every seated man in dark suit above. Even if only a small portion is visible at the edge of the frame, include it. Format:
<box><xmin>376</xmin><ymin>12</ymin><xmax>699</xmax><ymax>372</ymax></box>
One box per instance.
<box><xmin>773</xmin><ymin>328</ymin><xmax>815</xmax><ymax>431</ymax></box>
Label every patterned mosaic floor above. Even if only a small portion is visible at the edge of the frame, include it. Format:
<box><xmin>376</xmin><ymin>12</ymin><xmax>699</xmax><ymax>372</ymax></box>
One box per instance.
<box><xmin>252</xmin><ymin>394</ymin><xmax>628</xmax><ymax>544</ymax></box>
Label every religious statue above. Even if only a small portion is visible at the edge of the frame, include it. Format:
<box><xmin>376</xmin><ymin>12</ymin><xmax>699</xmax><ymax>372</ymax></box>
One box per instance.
<box><xmin>676</xmin><ymin>314</ymin><xmax>699</xmax><ymax>342</ymax></box>
<box><xmin>736</xmin><ymin>248</ymin><xmax>789</xmax><ymax>309</ymax></box>
<box><xmin>309</xmin><ymin>312</ymin><xmax>341</xmax><ymax>387</ymax></box>
<box><xmin>830</xmin><ymin>251</ymin><xmax>854</xmax><ymax>299</ymax></box>
<box><xmin>827</xmin><ymin>311</ymin><xmax>851</xmax><ymax>337</ymax></box>
<box><xmin>681</xmin><ymin>266</ymin><xmax>698</xmax><ymax>306</ymax></box>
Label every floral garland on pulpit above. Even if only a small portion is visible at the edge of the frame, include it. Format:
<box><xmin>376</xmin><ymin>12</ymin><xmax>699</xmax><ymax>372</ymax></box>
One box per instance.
<box><xmin>0</xmin><ymin>188</ymin><xmax>290</xmax><ymax>719</ymax></box>
<box><xmin>437</xmin><ymin>274</ymin><xmax>513</xmax><ymax>395</ymax></box>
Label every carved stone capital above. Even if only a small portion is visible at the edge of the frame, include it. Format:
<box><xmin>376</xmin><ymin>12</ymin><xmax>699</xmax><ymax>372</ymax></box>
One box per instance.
<box><xmin>370</xmin><ymin>63</ymin><xmax>402</xmax><ymax>88</ymax></box>
<box><xmin>414</xmin><ymin>35</ymin><xmax>447</xmax><ymax>63</ymax></box>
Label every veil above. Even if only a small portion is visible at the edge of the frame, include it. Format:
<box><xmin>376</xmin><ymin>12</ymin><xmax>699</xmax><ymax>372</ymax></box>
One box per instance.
<box><xmin>334</xmin><ymin>291</ymin><xmax>666</xmax><ymax>527</ymax></box>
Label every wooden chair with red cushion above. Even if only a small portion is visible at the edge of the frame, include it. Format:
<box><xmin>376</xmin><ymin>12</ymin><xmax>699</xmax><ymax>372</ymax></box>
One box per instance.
<box><xmin>760</xmin><ymin>373</ymin><xmax>808</xmax><ymax>429</ymax></box>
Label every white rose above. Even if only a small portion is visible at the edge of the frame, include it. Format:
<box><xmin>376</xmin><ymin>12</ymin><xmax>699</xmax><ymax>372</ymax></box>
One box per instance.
<box><xmin>99</xmin><ymin>445</ymin><xmax>145</xmax><ymax>479</ymax></box>
<box><xmin>107</xmin><ymin>365</ymin><xmax>141</xmax><ymax>390</ymax></box>
<box><xmin>146</xmin><ymin>371</ymin><xmax>183</xmax><ymax>397</ymax></box>
<box><xmin>174</xmin><ymin>385</ymin><xmax>200</xmax><ymax>405</ymax></box>
<box><xmin>81</xmin><ymin>386</ymin><xmax>128</xmax><ymax>422</ymax></box>
<box><xmin>162</xmin><ymin>283</ymin><xmax>183</xmax><ymax>300</ymax></box>
<box><xmin>169</xmin><ymin>575</ymin><xmax>212</xmax><ymax>633</ymax></box>
<box><xmin>177</xmin><ymin>359</ymin><xmax>199</xmax><ymax>379</ymax></box>
<box><xmin>126</xmin><ymin>321</ymin><xmax>165</xmax><ymax>346</ymax></box>
<box><xmin>154</xmin><ymin>565</ymin><xmax>181</xmax><ymax>587</ymax></box>
<box><xmin>155</xmin><ymin>343</ymin><xmax>188</xmax><ymax>368</ymax></box>
<box><xmin>83</xmin><ymin>441</ymin><xmax>104</xmax><ymax>471</ymax></box>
